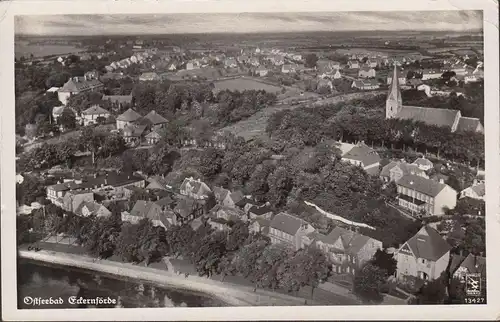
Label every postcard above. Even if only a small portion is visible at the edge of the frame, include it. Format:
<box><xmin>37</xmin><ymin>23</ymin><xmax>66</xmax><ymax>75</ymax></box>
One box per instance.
<box><xmin>1</xmin><ymin>0</ymin><xmax>499</xmax><ymax>320</ymax></box>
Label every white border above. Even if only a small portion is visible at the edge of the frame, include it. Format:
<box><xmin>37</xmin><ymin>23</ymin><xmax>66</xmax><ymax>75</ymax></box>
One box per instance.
<box><xmin>1</xmin><ymin>0</ymin><xmax>499</xmax><ymax>320</ymax></box>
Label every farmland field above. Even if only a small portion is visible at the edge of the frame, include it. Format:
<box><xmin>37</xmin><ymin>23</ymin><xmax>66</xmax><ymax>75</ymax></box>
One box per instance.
<box><xmin>15</xmin><ymin>44</ymin><xmax>84</xmax><ymax>59</ymax></box>
<box><xmin>213</xmin><ymin>77</ymin><xmax>282</xmax><ymax>93</ymax></box>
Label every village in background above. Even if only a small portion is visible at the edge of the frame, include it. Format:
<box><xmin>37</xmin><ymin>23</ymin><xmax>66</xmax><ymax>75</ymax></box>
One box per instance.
<box><xmin>15</xmin><ymin>26</ymin><xmax>486</xmax><ymax>306</ymax></box>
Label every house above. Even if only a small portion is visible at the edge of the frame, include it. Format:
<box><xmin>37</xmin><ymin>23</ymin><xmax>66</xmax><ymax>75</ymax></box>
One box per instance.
<box><xmin>16</xmin><ymin>174</ymin><xmax>24</xmax><ymax>184</ymax></box>
<box><xmin>57</xmin><ymin>74</ymin><xmax>104</xmax><ymax>105</ymax></box>
<box><xmin>248</xmin><ymin>204</ymin><xmax>273</xmax><ymax>220</ymax></box>
<box><xmin>269</xmin><ymin>55</ymin><xmax>285</xmax><ymax>66</ymax></box>
<box><xmin>412</xmin><ymin>156</ymin><xmax>434</xmax><ymax>171</ymax></box>
<box><xmin>123</xmin><ymin>124</ymin><xmax>147</xmax><ymax>145</ymax></box>
<box><xmin>358</xmin><ymin>66</ymin><xmax>376</xmax><ymax>78</ymax></box>
<box><xmin>395</xmin><ymin>225</ymin><xmax>451</xmax><ymax>282</ymax></box>
<box><xmin>366</xmin><ymin>59</ymin><xmax>379</xmax><ymax>68</ymax></box>
<box><xmin>75</xmin><ymin>201</ymin><xmax>111</xmax><ymax>218</ymax></box>
<box><xmin>174</xmin><ymin>198</ymin><xmax>204</xmax><ymax>224</ymax></box>
<box><xmin>351</xmin><ymin>79</ymin><xmax>379</xmax><ymax>90</ymax></box>
<box><xmin>341</xmin><ymin>141</ymin><xmax>381</xmax><ymax>175</ymax></box>
<box><xmin>213</xmin><ymin>186</ymin><xmax>231</xmax><ymax>204</ymax></box>
<box><xmin>235</xmin><ymin>197</ymin><xmax>255</xmax><ymax>213</ymax></box>
<box><xmin>249</xmin><ymin>217</ymin><xmax>271</xmax><ymax>235</ymax></box>
<box><xmin>208</xmin><ymin>217</ymin><xmax>232</xmax><ymax>232</ymax></box>
<box><xmin>268</xmin><ymin>212</ymin><xmax>315</xmax><ymax>251</ymax></box>
<box><xmin>168</xmin><ymin>62</ymin><xmax>177</xmax><ymax>71</ymax></box>
<box><xmin>380</xmin><ymin>160</ymin><xmax>428</xmax><ymax>183</ymax></box>
<box><xmin>224</xmin><ymin>58</ymin><xmax>238</xmax><ymax>68</ymax></box>
<box><xmin>452</xmin><ymin>253</ymin><xmax>486</xmax><ymax>282</ymax></box>
<box><xmin>61</xmin><ymin>190</ymin><xmax>94</xmax><ymax>213</ymax></box>
<box><xmin>386</xmin><ymin>68</ymin><xmax>407</xmax><ymax>85</ymax></box>
<box><xmin>52</xmin><ymin>106</ymin><xmax>66</xmax><ymax>122</ymax></box>
<box><xmin>307</xmin><ymin>227</ymin><xmax>382</xmax><ymax>275</ymax></box>
<box><xmin>281</xmin><ymin>64</ymin><xmax>296</xmax><ymax>74</ymax></box>
<box><xmin>146</xmin><ymin>176</ymin><xmax>171</xmax><ymax>191</ymax></box>
<box><xmin>116</xmin><ymin>108</ymin><xmax>142</xmax><ymax>130</ymax></box>
<box><xmin>460</xmin><ymin>181</ymin><xmax>485</xmax><ymax>200</ymax></box>
<box><xmin>249</xmin><ymin>57</ymin><xmax>260</xmax><ymax>67</ymax></box>
<box><xmin>348</xmin><ymin>60</ymin><xmax>360</xmax><ymax>69</ymax></box>
<box><xmin>126</xmin><ymin>200</ymin><xmax>169</xmax><ymax>228</ymax></box>
<box><xmin>141</xmin><ymin>110</ymin><xmax>168</xmax><ymax>130</ymax></box>
<box><xmin>329</xmin><ymin>69</ymin><xmax>342</xmax><ymax>79</ymax></box>
<box><xmin>139</xmin><ymin>72</ymin><xmax>160</xmax><ymax>82</ymax></box>
<box><xmin>81</xmin><ymin>105</ymin><xmax>110</xmax><ymax>126</ymax></box>
<box><xmin>396</xmin><ymin>175</ymin><xmax>457</xmax><ymax>216</ymax></box>
<box><xmin>102</xmin><ymin>94</ymin><xmax>133</xmax><ymax>110</ymax></box>
<box><xmin>46</xmin><ymin>181</ymin><xmax>82</xmax><ymax>207</ymax></box>
<box><xmin>421</xmin><ymin>69</ymin><xmax>442</xmax><ymax>80</ymax></box>
<box><xmin>145</xmin><ymin>130</ymin><xmax>162</xmax><ymax>145</ymax></box>
<box><xmin>212</xmin><ymin>204</ymin><xmax>247</xmax><ymax>223</ymax></box>
<box><xmin>78</xmin><ymin>171</ymin><xmax>146</xmax><ymax>198</ymax></box>
<box><xmin>317</xmin><ymin>79</ymin><xmax>333</xmax><ymax>91</ymax></box>
<box><xmin>179</xmin><ymin>177</ymin><xmax>212</xmax><ymax>200</ymax></box>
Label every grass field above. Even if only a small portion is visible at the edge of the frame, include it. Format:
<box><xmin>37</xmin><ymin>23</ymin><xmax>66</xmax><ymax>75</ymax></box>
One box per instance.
<box><xmin>213</xmin><ymin>77</ymin><xmax>282</xmax><ymax>93</ymax></box>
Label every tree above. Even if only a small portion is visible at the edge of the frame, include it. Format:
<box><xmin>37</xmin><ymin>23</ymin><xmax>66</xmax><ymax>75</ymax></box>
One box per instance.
<box><xmin>100</xmin><ymin>133</ymin><xmax>126</xmax><ymax>158</ymax></box>
<box><xmin>352</xmin><ymin>263</ymin><xmax>387</xmax><ymax>303</ymax></box>
<box><xmin>304</xmin><ymin>53</ymin><xmax>319</xmax><ymax>68</ymax></box>
<box><xmin>370</xmin><ymin>249</ymin><xmax>397</xmax><ymax>276</ymax></box>
<box><xmin>415</xmin><ymin>278</ymin><xmax>447</xmax><ymax>304</ymax></box>
<box><xmin>58</xmin><ymin>109</ymin><xmax>76</xmax><ymax>130</ymax></box>
<box><xmin>79</xmin><ymin>126</ymin><xmax>104</xmax><ymax>165</ymax></box>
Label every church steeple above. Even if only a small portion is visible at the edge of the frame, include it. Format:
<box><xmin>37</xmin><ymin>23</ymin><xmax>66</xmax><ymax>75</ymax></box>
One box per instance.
<box><xmin>386</xmin><ymin>64</ymin><xmax>403</xmax><ymax>119</ymax></box>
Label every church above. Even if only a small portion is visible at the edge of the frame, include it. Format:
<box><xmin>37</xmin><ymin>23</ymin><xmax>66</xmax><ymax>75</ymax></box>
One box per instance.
<box><xmin>385</xmin><ymin>65</ymin><xmax>483</xmax><ymax>133</ymax></box>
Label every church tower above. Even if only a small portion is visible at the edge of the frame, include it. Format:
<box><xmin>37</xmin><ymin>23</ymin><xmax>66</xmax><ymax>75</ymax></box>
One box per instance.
<box><xmin>386</xmin><ymin>64</ymin><xmax>403</xmax><ymax>119</ymax></box>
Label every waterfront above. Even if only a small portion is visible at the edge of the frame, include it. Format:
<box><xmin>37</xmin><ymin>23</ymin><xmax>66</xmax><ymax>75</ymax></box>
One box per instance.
<box><xmin>17</xmin><ymin>259</ymin><xmax>227</xmax><ymax>309</ymax></box>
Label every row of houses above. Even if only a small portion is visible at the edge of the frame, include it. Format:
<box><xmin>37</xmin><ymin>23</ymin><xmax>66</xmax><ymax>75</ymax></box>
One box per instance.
<box><xmin>105</xmin><ymin>52</ymin><xmax>152</xmax><ymax>73</ymax></box>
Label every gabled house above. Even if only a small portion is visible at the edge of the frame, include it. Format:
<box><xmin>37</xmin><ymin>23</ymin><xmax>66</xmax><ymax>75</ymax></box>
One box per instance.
<box><xmin>125</xmin><ymin>200</ymin><xmax>169</xmax><ymax>228</ymax></box>
<box><xmin>396</xmin><ymin>175</ymin><xmax>457</xmax><ymax>216</ymax></box>
<box><xmin>81</xmin><ymin>105</ymin><xmax>110</xmax><ymax>126</ymax></box>
<box><xmin>281</xmin><ymin>64</ymin><xmax>297</xmax><ymax>74</ymax></box>
<box><xmin>46</xmin><ymin>181</ymin><xmax>82</xmax><ymax>207</ymax></box>
<box><xmin>116</xmin><ymin>108</ymin><xmax>142</xmax><ymax>130</ymax></box>
<box><xmin>455</xmin><ymin>117</ymin><xmax>484</xmax><ymax>133</ymax></box>
<box><xmin>179</xmin><ymin>177</ymin><xmax>212</xmax><ymax>200</ymax></box>
<box><xmin>460</xmin><ymin>181</ymin><xmax>485</xmax><ymax>200</ymax></box>
<box><xmin>421</xmin><ymin>69</ymin><xmax>442</xmax><ymax>80</ymax></box>
<box><xmin>395</xmin><ymin>225</ymin><xmax>451</xmax><ymax>282</ymax></box>
<box><xmin>61</xmin><ymin>190</ymin><xmax>94</xmax><ymax>213</ymax></box>
<box><xmin>75</xmin><ymin>201</ymin><xmax>111</xmax><ymax>218</ymax></box>
<box><xmin>268</xmin><ymin>212</ymin><xmax>315</xmax><ymax>251</ymax></box>
<box><xmin>358</xmin><ymin>66</ymin><xmax>376</xmax><ymax>78</ymax></box>
<box><xmin>224</xmin><ymin>58</ymin><xmax>238</xmax><ymax>68</ymax></box>
<box><xmin>341</xmin><ymin>141</ymin><xmax>381</xmax><ymax>175</ymax></box>
<box><xmin>380</xmin><ymin>160</ymin><xmax>428</xmax><ymax>183</ymax></box>
<box><xmin>146</xmin><ymin>176</ymin><xmax>171</xmax><ymax>191</ymax></box>
<box><xmin>248</xmin><ymin>204</ymin><xmax>273</xmax><ymax>220</ymax></box>
<box><xmin>249</xmin><ymin>217</ymin><xmax>271</xmax><ymax>235</ymax></box>
<box><xmin>351</xmin><ymin>79</ymin><xmax>380</xmax><ymax>90</ymax></box>
<box><xmin>141</xmin><ymin>110</ymin><xmax>168</xmax><ymax>130</ymax></box>
<box><xmin>255</xmin><ymin>66</ymin><xmax>269</xmax><ymax>77</ymax></box>
<box><xmin>57</xmin><ymin>74</ymin><xmax>104</xmax><ymax>106</ymax></box>
<box><xmin>307</xmin><ymin>227</ymin><xmax>383</xmax><ymax>275</ymax></box>
<box><xmin>366</xmin><ymin>59</ymin><xmax>379</xmax><ymax>68</ymax></box>
<box><xmin>174</xmin><ymin>198</ymin><xmax>204</xmax><ymax>224</ymax></box>
<box><xmin>122</xmin><ymin>124</ymin><xmax>147</xmax><ymax>145</ymax></box>
<box><xmin>235</xmin><ymin>197</ymin><xmax>255</xmax><ymax>213</ymax></box>
<box><xmin>145</xmin><ymin>130</ymin><xmax>162</xmax><ymax>145</ymax></box>
<box><xmin>222</xmin><ymin>190</ymin><xmax>244</xmax><ymax>208</ymax></box>
<box><xmin>412</xmin><ymin>156</ymin><xmax>434</xmax><ymax>171</ymax></box>
<box><xmin>213</xmin><ymin>186</ymin><xmax>231</xmax><ymax>204</ymax></box>
<box><xmin>452</xmin><ymin>253</ymin><xmax>486</xmax><ymax>281</ymax></box>
<box><xmin>348</xmin><ymin>60</ymin><xmax>360</xmax><ymax>69</ymax></box>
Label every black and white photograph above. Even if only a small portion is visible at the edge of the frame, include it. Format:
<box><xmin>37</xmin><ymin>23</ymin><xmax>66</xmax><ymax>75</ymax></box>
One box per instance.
<box><xmin>1</xmin><ymin>0</ymin><xmax>499</xmax><ymax>321</ymax></box>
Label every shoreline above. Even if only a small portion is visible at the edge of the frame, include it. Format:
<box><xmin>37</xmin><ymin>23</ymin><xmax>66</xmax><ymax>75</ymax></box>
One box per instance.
<box><xmin>18</xmin><ymin>249</ymin><xmax>311</xmax><ymax>307</ymax></box>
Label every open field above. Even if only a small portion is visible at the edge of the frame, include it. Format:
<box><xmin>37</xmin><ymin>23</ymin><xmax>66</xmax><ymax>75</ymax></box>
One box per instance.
<box><xmin>15</xmin><ymin>44</ymin><xmax>84</xmax><ymax>59</ymax></box>
<box><xmin>213</xmin><ymin>77</ymin><xmax>282</xmax><ymax>93</ymax></box>
<box><xmin>222</xmin><ymin>91</ymin><xmax>385</xmax><ymax>141</ymax></box>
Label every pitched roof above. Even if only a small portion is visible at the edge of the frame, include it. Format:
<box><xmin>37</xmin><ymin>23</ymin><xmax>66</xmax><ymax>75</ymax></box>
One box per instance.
<box><xmin>459</xmin><ymin>253</ymin><xmax>486</xmax><ymax>274</ymax></box>
<box><xmin>387</xmin><ymin>65</ymin><xmax>402</xmax><ymax>102</ymax></box>
<box><xmin>324</xmin><ymin>226</ymin><xmax>374</xmax><ymax>254</ymax></box>
<box><xmin>270</xmin><ymin>212</ymin><xmax>304</xmax><ymax>236</ymax></box>
<box><xmin>456</xmin><ymin>117</ymin><xmax>482</xmax><ymax>132</ymax></box>
<box><xmin>180</xmin><ymin>177</ymin><xmax>211</xmax><ymax>196</ymax></box>
<box><xmin>405</xmin><ymin>225</ymin><xmax>451</xmax><ymax>261</ymax></box>
<box><xmin>52</xmin><ymin>106</ymin><xmax>66</xmax><ymax>115</ymax></box>
<box><xmin>155</xmin><ymin>196</ymin><xmax>175</xmax><ymax>208</ymax></box>
<box><xmin>213</xmin><ymin>186</ymin><xmax>230</xmax><ymax>202</ymax></box>
<box><xmin>470</xmin><ymin>183</ymin><xmax>486</xmax><ymax>197</ymax></box>
<box><xmin>396</xmin><ymin>106</ymin><xmax>460</xmax><ymax>129</ymax></box>
<box><xmin>235</xmin><ymin>197</ymin><xmax>253</xmax><ymax>208</ymax></box>
<box><xmin>82</xmin><ymin>105</ymin><xmax>110</xmax><ymax>116</ymax></box>
<box><xmin>353</xmin><ymin>79</ymin><xmax>379</xmax><ymax>87</ymax></box>
<box><xmin>123</xmin><ymin>124</ymin><xmax>147</xmax><ymax>137</ymax></box>
<box><xmin>380</xmin><ymin>161</ymin><xmax>426</xmax><ymax>178</ymax></box>
<box><xmin>59</xmin><ymin>77</ymin><xmax>103</xmax><ymax>93</ymax></box>
<box><xmin>397</xmin><ymin>175</ymin><xmax>449</xmax><ymax>197</ymax></box>
<box><xmin>75</xmin><ymin>201</ymin><xmax>103</xmax><ymax>215</ymax></box>
<box><xmin>248</xmin><ymin>205</ymin><xmax>273</xmax><ymax>216</ymax></box>
<box><xmin>143</xmin><ymin>110</ymin><xmax>168</xmax><ymax>125</ymax></box>
<box><xmin>102</xmin><ymin>94</ymin><xmax>133</xmax><ymax>105</ymax></box>
<box><xmin>229</xmin><ymin>191</ymin><xmax>244</xmax><ymax>203</ymax></box>
<box><xmin>413</xmin><ymin>157</ymin><xmax>433</xmax><ymax>167</ymax></box>
<box><xmin>130</xmin><ymin>200</ymin><xmax>161</xmax><ymax>219</ymax></box>
<box><xmin>117</xmin><ymin>108</ymin><xmax>142</xmax><ymax>122</ymax></box>
<box><xmin>147</xmin><ymin>176</ymin><xmax>169</xmax><ymax>189</ymax></box>
<box><xmin>139</xmin><ymin>72</ymin><xmax>159</xmax><ymax>79</ymax></box>
<box><xmin>342</xmin><ymin>142</ymin><xmax>381</xmax><ymax>166</ymax></box>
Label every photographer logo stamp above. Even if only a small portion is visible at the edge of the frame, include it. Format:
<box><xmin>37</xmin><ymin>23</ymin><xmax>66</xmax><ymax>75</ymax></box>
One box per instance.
<box><xmin>465</xmin><ymin>273</ymin><xmax>481</xmax><ymax>297</ymax></box>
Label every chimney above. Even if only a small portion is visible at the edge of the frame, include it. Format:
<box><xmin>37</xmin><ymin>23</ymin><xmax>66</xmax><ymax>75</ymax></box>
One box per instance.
<box><xmin>439</xmin><ymin>178</ymin><xmax>445</xmax><ymax>184</ymax></box>
<box><xmin>94</xmin><ymin>173</ymin><xmax>97</xmax><ymax>179</ymax></box>
<box><xmin>104</xmin><ymin>178</ymin><xmax>108</xmax><ymax>185</ymax></box>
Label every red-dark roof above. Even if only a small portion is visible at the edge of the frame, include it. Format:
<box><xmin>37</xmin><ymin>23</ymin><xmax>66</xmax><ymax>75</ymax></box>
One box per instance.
<box><xmin>397</xmin><ymin>175</ymin><xmax>448</xmax><ymax>197</ymax></box>
<box><xmin>405</xmin><ymin>225</ymin><xmax>451</xmax><ymax>261</ymax></box>
<box><xmin>396</xmin><ymin>106</ymin><xmax>460</xmax><ymax>129</ymax></box>
<box><xmin>342</xmin><ymin>142</ymin><xmax>381</xmax><ymax>166</ymax></box>
<box><xmin>270</xmin><ymin>212</ymin><xmax>304</xmax><ymax>236</ymax></box>
<box><xmin>117</xmin><ymin>108</ymin><xmax>142</xmax><ymax>122</ymax></box>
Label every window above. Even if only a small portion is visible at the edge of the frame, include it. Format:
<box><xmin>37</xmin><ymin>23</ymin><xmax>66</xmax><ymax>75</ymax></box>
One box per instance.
<box><xmin>421</xmin><ymin>258</ymin><xmax>426</xmax><ymax>264</ymax></box>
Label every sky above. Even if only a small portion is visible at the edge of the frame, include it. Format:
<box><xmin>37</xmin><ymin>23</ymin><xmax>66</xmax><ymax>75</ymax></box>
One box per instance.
<box><xmin>15</xmin><ymin>11</ymin><xmax>483</xmax><ymax>36</ymax></box>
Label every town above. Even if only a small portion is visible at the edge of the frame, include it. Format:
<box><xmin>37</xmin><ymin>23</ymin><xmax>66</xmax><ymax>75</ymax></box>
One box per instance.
<box><xmin>15</xmin><ymin>29</ymin><xmax>486</xmax><ymax>306</ymax></box>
